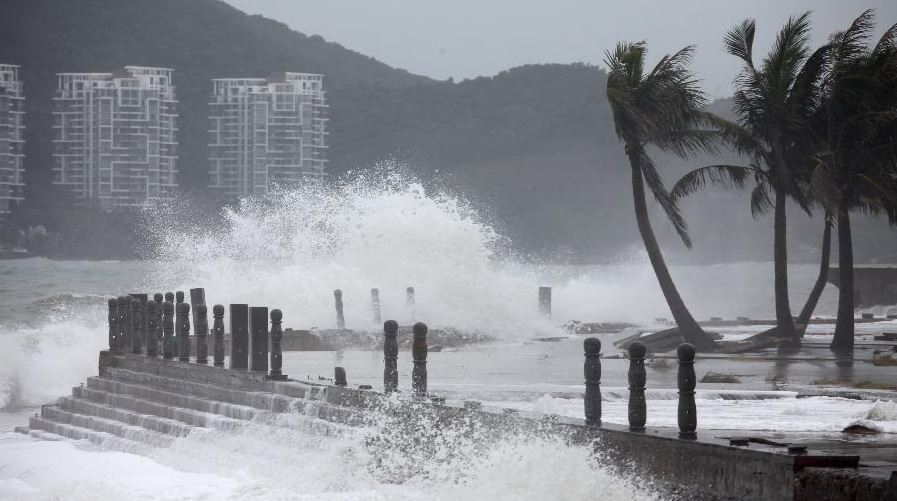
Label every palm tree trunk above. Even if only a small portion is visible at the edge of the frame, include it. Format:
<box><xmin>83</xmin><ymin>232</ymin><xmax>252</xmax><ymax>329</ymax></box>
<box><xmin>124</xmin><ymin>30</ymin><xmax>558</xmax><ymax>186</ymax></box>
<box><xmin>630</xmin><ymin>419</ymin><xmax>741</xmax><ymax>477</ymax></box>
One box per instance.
<box><xmin>773</xmin><ymin>184</ymin><xmax>796</xmax><ymax>339</ymax></box>
<box><xmin>627</xmin><ymin>148</ymin><xmax>716</xmax><ymax>351</ymax></box>
<box><xmin>831</xmin><ymin>201</ymin><xmax>854</xmax><ymax>351</ymax></box>
<box><xmin>796</xmin><ymin>219</ymin><xmax>832</xmax><ymax>330</ymax></box>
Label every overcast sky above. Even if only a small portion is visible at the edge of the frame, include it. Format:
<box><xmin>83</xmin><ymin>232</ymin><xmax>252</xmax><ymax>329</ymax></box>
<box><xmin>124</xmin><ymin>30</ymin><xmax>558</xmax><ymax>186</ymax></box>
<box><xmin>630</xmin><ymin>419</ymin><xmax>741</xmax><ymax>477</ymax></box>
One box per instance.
<box><xmin>225</xmin><ymin>0</ymin><xmax>897</xmax><ymax>97</ymax></box>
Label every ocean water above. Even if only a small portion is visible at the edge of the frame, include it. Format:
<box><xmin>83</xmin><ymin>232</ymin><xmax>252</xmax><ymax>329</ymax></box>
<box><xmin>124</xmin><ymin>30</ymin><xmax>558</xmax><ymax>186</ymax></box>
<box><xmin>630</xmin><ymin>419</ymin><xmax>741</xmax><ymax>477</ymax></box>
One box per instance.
<box><xmin>1</xmin><ymin>175</ymin><xmax>895</xmax><ymax>499</ymax></box>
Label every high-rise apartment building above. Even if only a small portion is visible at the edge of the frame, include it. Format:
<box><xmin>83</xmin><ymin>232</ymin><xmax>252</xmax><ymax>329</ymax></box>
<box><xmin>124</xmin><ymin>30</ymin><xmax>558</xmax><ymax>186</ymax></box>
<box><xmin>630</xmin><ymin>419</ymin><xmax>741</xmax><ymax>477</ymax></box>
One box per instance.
<box><xmin>53</xmin><ymin>66</ymin><xmax>178</xmax><ymax>210</ymax></box>
<box><xmin>208</xmin><ymin>72</ymin><xmax>327</xmax><ymax>199</ymax></box>
<box><xmin>0</xmin><ymin>64</ymin><xmax>25</xmax><ymax>217</ymax></box>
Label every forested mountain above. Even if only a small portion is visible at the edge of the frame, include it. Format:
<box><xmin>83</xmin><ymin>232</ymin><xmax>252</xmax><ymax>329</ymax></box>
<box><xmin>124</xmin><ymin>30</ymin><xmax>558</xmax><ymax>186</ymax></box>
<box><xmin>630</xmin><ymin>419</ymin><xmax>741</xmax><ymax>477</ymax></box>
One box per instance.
<box><xmin>1</xmin><ymin>0</ymin><xmax>894</xmax><ymax>261</ymax></box>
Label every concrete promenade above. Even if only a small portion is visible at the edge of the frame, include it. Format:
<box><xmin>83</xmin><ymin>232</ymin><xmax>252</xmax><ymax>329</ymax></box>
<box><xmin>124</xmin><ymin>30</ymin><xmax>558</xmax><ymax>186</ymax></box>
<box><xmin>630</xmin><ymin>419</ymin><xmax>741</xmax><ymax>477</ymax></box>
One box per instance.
<box><xmin>17</xmin><ymin>350</ymin><xmax>896</xmax><ymax>501</ymax></box>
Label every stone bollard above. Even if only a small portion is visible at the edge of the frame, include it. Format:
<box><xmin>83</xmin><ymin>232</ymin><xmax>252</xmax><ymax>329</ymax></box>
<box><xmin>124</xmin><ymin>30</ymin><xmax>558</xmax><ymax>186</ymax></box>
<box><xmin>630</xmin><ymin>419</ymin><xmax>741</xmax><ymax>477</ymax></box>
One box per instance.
<box><xmin>371</xmin><ymin>288</ymin><xmax>382</xmax><ymax>325</ymax></box>
<box><xmin>195</xmin><ymin>304</ymin><xmax>209</xmax><ymax>364</ymax></box>
<box><xmin>146</xmin><ymin>299</ymin><xmax>159</xmax><ymax>357</ymax></box>
<box><xmin>162</xmin><ymin>300</ymin><xmax>175</xmax><ymax>359</ymax></box>
<box><xmin>117</xmin><ymin>296</ymin><xmax>131</xmax><ymax>352</ymax></box>
<box><xmin>334</xmin><ymin>289</ymin><xmax>345</xmax><ymax>330</ymax></box>
<box><xmin>269</xmin><ymin>309</ymin><xmax>286</xmax><ymax>380</ymax></box>
<box><xmin>230</xmin><ymin>304</ymin><xmax>249</xmax><ymax>370</ymax></box>
<box><xmin>130</xmin><ymin>298</ymin><xmax>143</xmax><ymax>355</ymax></box>
<box><xmin>539</xmin><ymin>286</ymin><xmax>552</xmax><ymax>318</ymax></box>
<box><xmin>583</xmin><ymin>338</ymin><xmax>601</xmax><ymax>426</ymax></box>
<box><xmin>334</xmin><ymin>366</ymin><xmax>347</xmax><ymax>387</ymax></box>
<box><xmin>107</xmin><ymin>298</ymin><xmax>118</xmax><ymax>351</ymax></box>
<box><xmin>190</xmin><ymin>287</ymin><xmax>205</xmax><ymax>330</ymax></box>
<box><xmin>411</xmin><ymin>322</ymin><xmax>428</xmax><ymax>397</ymax></box>
<box><xmin>153</xmin><ymin>294</ymin><xmax>164</xmax><ymax>356</ymax></box>
<box><xmin>677</xmin><ymin>343</ymin><xmax>697</xmax><ymax>440</ymax></box>
<box><xmin>249</xmin><ymin>306</ymin><xmax>268</xmax><ymax>372</ymax></box>
<box><xmin>383</xmin><ymin>320</ymin><xmax>399</xmax><ymax>392</ymax></box>
<box><xmin>212</xmin><ymin>305</ymin><xmax>225</xmax><ymax>367</ymax></box>
<box><xmin>628</xmin><ymin>341</ymin><xmax>647</xmax><ymax>432</ymax></box>
<box><xmin>177</xmin><ymin>302</ymin><xmax>191</xmax><ymax>362</ymax></box>
<box><xmin>406</xmin><ymin>287</ymin><xmax>416</xmax><ymax>322</ymax></box>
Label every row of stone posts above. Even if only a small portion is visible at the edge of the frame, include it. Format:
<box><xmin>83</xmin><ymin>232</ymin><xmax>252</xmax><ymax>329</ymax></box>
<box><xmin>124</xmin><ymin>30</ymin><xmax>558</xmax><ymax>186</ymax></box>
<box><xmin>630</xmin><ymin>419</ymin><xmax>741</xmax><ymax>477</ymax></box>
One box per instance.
<box><xmin>583</xmin><ymin>338</ymin><xmax>698</xmax><ymax>439</ymax></box>
<box><xmin>106</xmin><ymin>289</ymin><xmax>287</xmax><ymax>380</ymax></box>
<box><xmin>343</xmin><ymin>319</ymin><xmax>428</xmax><ymax>396</ymax></box>
<box><xmin>331</xmin><ymin>286</ymin><xmax>418</xmax><ymax>329</ymax></box>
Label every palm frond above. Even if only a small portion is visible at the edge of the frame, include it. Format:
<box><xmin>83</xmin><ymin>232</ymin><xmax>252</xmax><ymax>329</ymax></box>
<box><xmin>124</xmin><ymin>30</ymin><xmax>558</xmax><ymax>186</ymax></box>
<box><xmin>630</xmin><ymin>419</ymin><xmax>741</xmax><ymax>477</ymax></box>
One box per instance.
<box><xmin>671</xmin><ymin>164</ymin><xmax>754</xmax><ymax>200</ymax></box>
<box><xmin>873</xmin><ymin>22</ymin><xmax>897</xmax><ymax>56</ymax></box>
<box><xmin>765</xmin><ymin>11</ymin><xmax>813</xmax><ymax>101</ymax></box>
<box><xmin>639</xmin><ymin>152</ymin><xmax>692</xmax><ymax>247</ymax></box>
<box><xmin>724</xmin><ymin>19</ymin><xmax>757</xmax><ymax>67</ymax></box>
<box><xmin>750</xmin><ymin>182</ymin><xmax>774</xmax><ymax>217</ymax></box>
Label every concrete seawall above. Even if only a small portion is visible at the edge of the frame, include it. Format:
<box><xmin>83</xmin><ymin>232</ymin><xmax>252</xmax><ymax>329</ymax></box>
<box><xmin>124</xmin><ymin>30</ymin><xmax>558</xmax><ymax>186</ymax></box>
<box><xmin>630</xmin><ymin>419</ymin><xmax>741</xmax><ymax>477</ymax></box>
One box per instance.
<box><xmin>18</xmin><ymin>351</ymin><xmax>896</xmax><ymax>500</ymax></box>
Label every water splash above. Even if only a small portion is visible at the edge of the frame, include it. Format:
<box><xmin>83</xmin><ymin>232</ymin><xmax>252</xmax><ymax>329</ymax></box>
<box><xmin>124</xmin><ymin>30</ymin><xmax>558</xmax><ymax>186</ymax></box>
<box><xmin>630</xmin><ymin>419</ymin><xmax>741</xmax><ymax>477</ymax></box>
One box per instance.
<box><xmin>147</xmin><ymin>167</ymin><xmax>557</xmax><ymax>338</ymax></box>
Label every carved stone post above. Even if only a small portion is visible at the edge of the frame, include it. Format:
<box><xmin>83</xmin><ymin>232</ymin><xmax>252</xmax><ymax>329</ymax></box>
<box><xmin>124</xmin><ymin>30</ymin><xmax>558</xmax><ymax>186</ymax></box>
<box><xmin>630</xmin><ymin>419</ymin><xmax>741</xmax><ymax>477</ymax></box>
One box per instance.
<box><xmin>212</xmin><ymin>304</ymin><xmax>225</xmax><ymax>367</ymax></box>
<box><xmin>411</xmin><ymin>322</ymin><xmax>428</xmax><ymax>397</ymax></box>
<box><xmin>153</xmin><ymin>294</ymin><xmax>163</xmax><ymax>356</ymax></box>
<box><xmin>371</xmin><ymin>288</ymin><xmax>382</xmax><ymax>325</ymax></box>
<box><xmin>583</xmin><ymin>338</ymin><xmax>601</xmax><ymax>426</ymax></box>
<box><xmin>383</xmin><ymin>319</ymin><xmax>399</xmax><ymax>392</ymax></box>
<box><xmin>334</xmin><ymin>289</ymin><xmax>345</xmax><ymax>329</ymax></box>
<box><xmin>162</xmin><ymin>300</ymin><xmax>174</xmax><ymax>359</ymax></box>
<box><xmin>195</xmin><ymin>304</ymin><xmax>209</xmax><ymax>364</ymax></box>
<box><xmin>628</xmin><ymin>341</ymin><xmax>647</xmax><ymax>432</ymax></box>
<box><xmin>130</xmin><ymin>298</ymin><xmax>143</xmax><ymax>355</ymax></box>
<box><xmin>539</xmin><ymin>286</ymin><xmax>552</xmax><ymax>318</ymax></box>
<box><xmin>269</xmin><ymin>309</ymin><xmax>286</xmax><ymax>379</ymax></box>
<box><xmin>107</xmin><ymin>298</ymin><xmax>118</xmax><ymax>351</ymax></box>
<box><xmin>178</xmin><ymin>302</ymin><xmax>191</xmax><ymax>362</ymax></box>
<box><xmin>677</xmin><ymin>343</ymin><xmax>697</xmax><ymax>439</ymax></box>
<box><xmin>117</xmin><ymin>296</ymin><xmax>131</xmax><ymax>352</ymax></box>
<box><xmin>249</xmin><ymin>306</ymin><xmax>268</xmax><ymax>372</ymax></box>
<box><xmin>334</xmin><ymin>366</ymin><xmax>347</xmax><ymax>387</ymax></box>
<box><xmin>230</xmin><ymin>304</ymin><xmax>249</xmax><ymax>370</ymax></box>
<box><xmin>146</xmin><ymin>299</ymin><xmax>159</xmax><ymax>357</ymax></box>
<box><xmin>406</xmin><ymin>287</ymin><xmax>416</xmax><ymax>322</ymax></box>
<box><xmin>189</xmin><ymin>287</ymin><xmax>205</xmax><ymax>332</ymax></box>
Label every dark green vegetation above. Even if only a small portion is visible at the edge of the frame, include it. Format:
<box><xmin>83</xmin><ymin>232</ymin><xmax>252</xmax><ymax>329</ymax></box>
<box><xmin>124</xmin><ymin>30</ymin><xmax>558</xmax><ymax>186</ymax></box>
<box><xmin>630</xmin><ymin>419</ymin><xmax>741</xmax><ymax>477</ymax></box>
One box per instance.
<box><xmin>672</xmin><ymin>11</ymin><xmax>897</xmax><ymax>350</ymax></box>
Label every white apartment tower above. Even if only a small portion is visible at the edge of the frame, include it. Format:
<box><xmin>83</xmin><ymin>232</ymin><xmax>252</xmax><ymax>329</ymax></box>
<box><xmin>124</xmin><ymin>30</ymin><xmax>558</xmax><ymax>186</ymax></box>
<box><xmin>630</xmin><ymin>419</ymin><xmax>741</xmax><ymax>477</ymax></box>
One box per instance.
<box><xmin>208</xmin><ymin>73</ymin><xmax>328</xmax><ymax>199</ymax></box>
<box><xmin>53</xmin><ymin>66</ymin><xmax>178</xmax><ymax>210</ymax></box>
<box><xmin>0</xmin><ymin>64</ymin><xmax>25</xmax><ymax>217</ymax></box>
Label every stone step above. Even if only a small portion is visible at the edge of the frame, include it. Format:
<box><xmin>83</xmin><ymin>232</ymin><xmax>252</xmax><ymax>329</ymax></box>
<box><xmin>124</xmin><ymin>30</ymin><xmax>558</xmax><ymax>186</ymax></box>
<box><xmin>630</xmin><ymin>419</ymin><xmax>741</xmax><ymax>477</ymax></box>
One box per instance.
<box><xmin>57</xmin><ymin>395</ymin><xmax>228</xmax><ymax>437</ymax></box>
<box><xmin>80</xmin><ymin>379</ymin><xmax>260</xmax><ymax>422</ymax></box>
<box><xmin>102</xmin><ymin>368</ymin><xmax>300</xmax><ymax>412</ymax></box>
<box><xmin>96</xmin><ymin>368</ymin><xmax>368</xmax><ymax>427</ymax></box>
<box><xmin>28</xmin><ymin>415</ymin><xmax>147</xmax><ymax>453</ymax></box>
<box><xmin>38</xmin><ymin>405</ymin><xmax>174</xmax><ymax>447</ymax></box>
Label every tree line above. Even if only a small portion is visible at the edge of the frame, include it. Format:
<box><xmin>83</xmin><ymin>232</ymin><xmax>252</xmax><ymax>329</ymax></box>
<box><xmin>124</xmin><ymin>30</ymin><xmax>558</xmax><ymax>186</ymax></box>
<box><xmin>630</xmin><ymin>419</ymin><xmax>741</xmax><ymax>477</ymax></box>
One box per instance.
<box><xmin>606</xmin><ymin>9</ymin><xmax>897</xmax><ymax>352</ymax></box>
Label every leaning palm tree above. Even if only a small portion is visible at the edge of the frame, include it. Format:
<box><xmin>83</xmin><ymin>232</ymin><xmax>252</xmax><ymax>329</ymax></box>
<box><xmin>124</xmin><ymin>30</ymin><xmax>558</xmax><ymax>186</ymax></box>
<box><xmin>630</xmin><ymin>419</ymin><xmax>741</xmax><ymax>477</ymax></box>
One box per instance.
<box><xmin>604</xmin><ymin>41</ymin><xmax>718</xmax><ymax>351</ymax></box>
<box><xmin>808</xmin><ymin>10</ymin><xmax>897</xmax><ymax>351</ymax></box>
<box><xmin>671</xmin><ymin>13</ymin><xmax>827</xmax><ymax>342</ymax></box>
<box><xmin>796</xmin><ymin>214</ymin><xmax>833</xmax><ymax>328</ymax></box>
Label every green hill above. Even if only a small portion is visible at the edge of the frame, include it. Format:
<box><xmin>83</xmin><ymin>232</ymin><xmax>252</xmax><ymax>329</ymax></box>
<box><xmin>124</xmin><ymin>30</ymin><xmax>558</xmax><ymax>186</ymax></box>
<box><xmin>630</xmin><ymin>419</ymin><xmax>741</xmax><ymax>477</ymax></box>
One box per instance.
<box><xmin>1</xmin><ymin>0</ymin><xmax>894</xmax><ymax>262</ymax></box>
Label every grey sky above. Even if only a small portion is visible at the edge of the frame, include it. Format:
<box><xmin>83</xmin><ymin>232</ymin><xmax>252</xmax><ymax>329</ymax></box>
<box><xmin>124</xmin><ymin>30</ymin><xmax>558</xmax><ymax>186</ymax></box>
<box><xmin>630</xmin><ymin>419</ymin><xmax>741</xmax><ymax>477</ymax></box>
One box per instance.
<box><xmin>225</xmin><ymin>0</ymin><xmax>897</xmax><ymax>97</ymax></box>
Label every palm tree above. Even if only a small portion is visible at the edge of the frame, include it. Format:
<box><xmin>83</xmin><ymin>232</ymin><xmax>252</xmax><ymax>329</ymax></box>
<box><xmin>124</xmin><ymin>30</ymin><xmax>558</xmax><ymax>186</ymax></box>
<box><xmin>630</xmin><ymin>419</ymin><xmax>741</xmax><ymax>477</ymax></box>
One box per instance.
<box><xmin>671</xmin><ymin>13</ymin><xmax>827</xmax><ymax>342</ymax></box>
<box><xmin>796</xmin><ymin>215</ymin><xmax>833</xmax><ymax>328</ymax></box>
<box><xmin>604</xmin><ymin>41</ymin><xmax>718</xmax><ymax>351</ymax></box>
<box><xmin>808</xmin><ymin>10</ymin><xmax>897</xmax><ymax>351</ymax></box>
